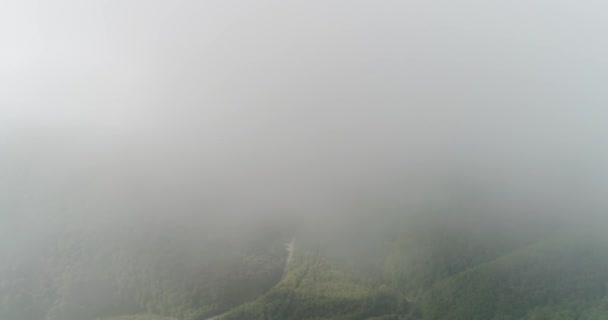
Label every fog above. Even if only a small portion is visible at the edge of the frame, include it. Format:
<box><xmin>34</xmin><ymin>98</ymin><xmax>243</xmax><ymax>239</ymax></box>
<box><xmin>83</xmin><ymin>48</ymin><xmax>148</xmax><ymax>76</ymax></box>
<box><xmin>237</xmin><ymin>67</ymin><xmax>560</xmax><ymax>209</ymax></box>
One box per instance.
<box><xmin>2</xmin><ymin>0</ymin><xmax>608</xmax><ymax>238</ymax></box>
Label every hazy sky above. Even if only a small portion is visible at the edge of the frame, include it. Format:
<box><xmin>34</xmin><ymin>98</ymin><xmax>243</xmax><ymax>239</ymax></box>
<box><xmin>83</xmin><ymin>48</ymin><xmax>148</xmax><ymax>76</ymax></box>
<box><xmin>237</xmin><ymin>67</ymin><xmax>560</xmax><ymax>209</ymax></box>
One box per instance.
<box><xmin>2</xmin><ymin>1</ymin><xmax>608</xmax><ymax>225</ymax></box>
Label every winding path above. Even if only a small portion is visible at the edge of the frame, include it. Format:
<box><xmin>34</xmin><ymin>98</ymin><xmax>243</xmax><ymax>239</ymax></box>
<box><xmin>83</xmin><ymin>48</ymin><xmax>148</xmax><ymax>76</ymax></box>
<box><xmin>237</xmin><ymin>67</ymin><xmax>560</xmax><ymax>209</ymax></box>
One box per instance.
<box><xmin>282</xmin><ymin>238</ymin><xmax>295</xmax><ymax>280</ymax></box>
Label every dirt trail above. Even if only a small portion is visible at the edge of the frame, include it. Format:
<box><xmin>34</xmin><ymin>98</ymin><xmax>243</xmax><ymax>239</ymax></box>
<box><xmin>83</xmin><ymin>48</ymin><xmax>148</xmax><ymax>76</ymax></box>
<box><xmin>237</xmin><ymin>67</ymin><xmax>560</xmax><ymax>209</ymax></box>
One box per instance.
<box><xmin>281</xmin><ymin>237</ymin><xmax>295</xmax><ymax>280</ymax></box>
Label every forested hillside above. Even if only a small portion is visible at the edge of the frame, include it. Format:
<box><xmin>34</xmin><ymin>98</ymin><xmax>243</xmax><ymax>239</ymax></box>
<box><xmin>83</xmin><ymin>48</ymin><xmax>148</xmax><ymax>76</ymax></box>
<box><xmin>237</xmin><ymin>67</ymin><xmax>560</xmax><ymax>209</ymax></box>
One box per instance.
<box><xmin>0</xmin><ymin>216</ymin><xmax>290</xmax><ymax>320</ymax></box>
<box><xmin>420</xmin><ymin>232</ymin><xmax>608</xmax><ymax>320</ymax></box>
<box><xmin>217</xmin><ymin>214</ymin><xmax>608</xmax><ymax>320</ymax></box>
<box><xmin>4</xmin><ymin>210</ymin><xmax>607</xmax><ymax>320</ymax></box>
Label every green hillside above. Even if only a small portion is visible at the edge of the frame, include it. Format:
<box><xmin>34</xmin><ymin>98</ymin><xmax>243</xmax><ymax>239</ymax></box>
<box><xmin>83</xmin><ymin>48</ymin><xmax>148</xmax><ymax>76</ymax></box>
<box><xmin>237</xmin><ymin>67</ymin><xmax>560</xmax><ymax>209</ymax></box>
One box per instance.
<box><xmin>224</xmin><ymin>246</ymin><xmax>410</xmax><ymax>320</ymax></box>
<box><xmin>0</xmin><ymin>219</ymin><xmax>290</xmax><ymax>320</ymax></box>
<box><xmin>219</xmin><ymin>222</ymin><xmax>608</xmax><ymax>320</ymax></box>
<box><xmin>420</xmin><ymin>234</ymin><xmax>608</xmax><ymax>320</ymax></box>
<box><xmin>3</xmin><ymin>214</ymin><xmax>608</xmax><ymax>320</ymax></box>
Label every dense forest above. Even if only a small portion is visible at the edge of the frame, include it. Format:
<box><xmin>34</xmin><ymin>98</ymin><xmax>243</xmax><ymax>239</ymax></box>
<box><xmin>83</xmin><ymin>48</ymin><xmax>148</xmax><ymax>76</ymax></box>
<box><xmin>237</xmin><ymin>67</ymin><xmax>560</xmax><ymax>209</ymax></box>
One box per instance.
<box><xmin>0</xmin><ymin>215</ymin><xmax>290</xmax><ymax>320</ymax></box>
<box><xmin>2</xmin><ymin>208</ymin><xmax>608</xmax><ymax>320</ymax></box>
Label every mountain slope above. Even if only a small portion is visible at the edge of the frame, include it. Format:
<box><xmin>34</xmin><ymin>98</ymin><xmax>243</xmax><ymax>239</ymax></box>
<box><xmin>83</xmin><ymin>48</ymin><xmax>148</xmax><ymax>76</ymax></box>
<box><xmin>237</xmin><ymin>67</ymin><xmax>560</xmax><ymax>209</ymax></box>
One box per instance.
<box><xmin>219</xmin><ymin>224</ymin><xmax>608</xmax><ymax>320</ymax></box>
<box><xmin>420</xmin><ymin>233</ymin><xmax>608</xmax><ymax>320</ymax></box>
<box><xmin>3</xmin><ymin>214</ymin><xmax>608</xmax><ymax>320</ymax></box>
<box><xmin>224</xmin><ymin>248</ymin><xmax>411</xmax><ymax>320</ymax></box>
<box><xmin>0</xmin><ymin>219</ymin><xmax>290</xmax><ymax>320</ymax></box>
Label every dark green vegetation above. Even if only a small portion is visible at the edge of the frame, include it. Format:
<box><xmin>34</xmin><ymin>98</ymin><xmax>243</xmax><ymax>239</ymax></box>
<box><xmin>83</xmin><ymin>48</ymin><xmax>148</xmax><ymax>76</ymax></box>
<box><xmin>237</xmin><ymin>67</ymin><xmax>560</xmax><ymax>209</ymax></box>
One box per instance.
<box><xmin>2</xmin><ymin>212</ymin><xmax>608</xmax><ymax>320</ymax></box>
<box><xmin>217</xmin><ymin>212</ymin><xmax>608</xmax><ymax>320</ymax></box>
<box><xmin>420</xmin><ymin>234</ymin><xmax>608</xmax><ymax>320</ymax></box>
<box><xmin>225</xmin><ymin>248</ymin><xmax>411</xmax><ymax>320</ymax></box>
<box><xmin>0</xmin><ymin>217</ymin><xmax>289</xmax><ymax>320</ymax></box>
